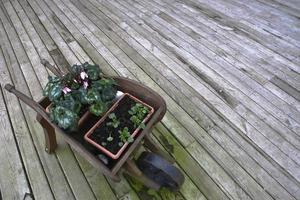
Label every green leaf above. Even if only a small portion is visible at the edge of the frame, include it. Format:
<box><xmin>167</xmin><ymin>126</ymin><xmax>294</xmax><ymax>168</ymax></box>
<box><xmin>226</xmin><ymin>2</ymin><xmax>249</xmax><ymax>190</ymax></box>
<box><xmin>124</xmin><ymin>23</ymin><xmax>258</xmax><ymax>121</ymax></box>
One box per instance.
<box><xmin>101</xmin><ymin>87</ymin><xmax>117</xmax><ymax>102</ymax></box>
<box><xmin>128</xmin><ymin>110</ymin><xmax>134</xmax><ymax>115</ymax></box>
<box><xmin>72</xmin><ymin>87</ymin><xmax>88</xmax><ymax>104</ymax></box>
<box><xmin>127</xmin><ymin>136</ymin><xmax>134</xmax><ymax>143</ymax></box>
<box><xmin>107</xmin><ymin>135</ymin><xmax>114</xmax><ymax>142</ymax></box>
<box><xmin>48</xmin><ymin>84</ymin><xmax>62</xmax><ymax>101</ymax></box>
<box><xmin>70</xmin><ymin>81</ymin><xmax>80</xmax><ymax>90</ymax></box>
<box><xmin>48</xmin><ymin>75</ymin><xmax>60</xmax><ymax>83</ymax></box>
<box><xmin>71</xmin><ymin>64</ymin><xmax>84</xmax><ymax>74</ymax></box>
<box><xmin>51</xmin><ymin>106</ymin><xmax>78</xmax><ymax>129</ymax></box>
<box><xmin>89</xmin><ymin>101</ymin><xmax>107</xmax><ymax>116</ymax></box>
<box><xmin>86</xmin><ymin>64</ymin><xmax>101</xmax><ymax>80</ymax></box>
<box><xmin>85</xmin><ymin>88</ymin><xmax>101</xmax><ymax>104</ymax></box>
<box><xmin>139</xmin><ymin>123</ymin><xmax>146</xmax><ymax>129</ymax></box>
<box><xmin>91</xmin><ymin>80</ymin><xmax>104</xmax><ymax>91</ymax></box>
<box><xmin>57</xmin><ymin>95</ymin><xmax>82</xmax><ymax>114</ymax></box>
<box><xmin>43</xmin><ymin>82</ymin><xmax>53</xmax><ymax>96</ymax></box>
<box><xmin>108</xmin><ymin>113</ymin><xmax>116</xmax><ymax>119</ymax></box>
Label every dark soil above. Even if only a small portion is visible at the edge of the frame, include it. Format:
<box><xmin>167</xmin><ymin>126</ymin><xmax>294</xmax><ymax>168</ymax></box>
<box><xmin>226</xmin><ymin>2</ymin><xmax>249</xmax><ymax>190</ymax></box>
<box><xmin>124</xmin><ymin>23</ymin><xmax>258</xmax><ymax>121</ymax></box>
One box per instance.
<box><xmin>89</xmin><ymin>96</ymin><xmax>137</xmax><ymax>154</ymax></box>
<box><xmin>79</xmin><ymin>105</ymin><xmax>89</xmax><ymax>117</ymax></box>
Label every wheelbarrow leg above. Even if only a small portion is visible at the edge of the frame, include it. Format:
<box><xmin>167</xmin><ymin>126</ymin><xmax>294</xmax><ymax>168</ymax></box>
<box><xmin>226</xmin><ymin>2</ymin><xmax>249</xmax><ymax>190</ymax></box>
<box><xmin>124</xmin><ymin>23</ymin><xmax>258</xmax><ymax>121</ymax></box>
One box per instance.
<box><xmin>36</xmin><ymin>114</ymin><xmax>57</xmax><ymax>154</ymax></box>
<box><xmin>144</xmin><ymin>135</ymin><xmax>175</xmax><ymax>163</ymax></box>
<box><xmin>123</xmin><ymin>160</ymin><xmax>161</xmax><ymax>190</ymax></box>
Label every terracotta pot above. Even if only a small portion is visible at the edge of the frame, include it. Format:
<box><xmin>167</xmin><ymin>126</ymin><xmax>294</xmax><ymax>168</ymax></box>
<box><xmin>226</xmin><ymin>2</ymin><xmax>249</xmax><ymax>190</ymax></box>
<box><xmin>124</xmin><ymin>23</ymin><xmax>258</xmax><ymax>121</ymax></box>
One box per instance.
<box><xmin>84</xmin><ymin>93</ymin><xmax>155</xmax><ymax>160</ymax></box>
<box><xmin>45</xmin><ymin>104</ymin><xmax>91</xmax><ymax>127</ymax></box>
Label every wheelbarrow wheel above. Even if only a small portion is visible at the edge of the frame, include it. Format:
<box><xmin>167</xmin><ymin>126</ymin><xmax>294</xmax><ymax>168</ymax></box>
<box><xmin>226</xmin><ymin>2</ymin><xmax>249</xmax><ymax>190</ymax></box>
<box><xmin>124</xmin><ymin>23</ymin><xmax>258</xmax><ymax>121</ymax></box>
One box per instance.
<box><xmin>136</xmin><ymin>151</ymin><xmax>184</xmax><ymax>191</ymax></box>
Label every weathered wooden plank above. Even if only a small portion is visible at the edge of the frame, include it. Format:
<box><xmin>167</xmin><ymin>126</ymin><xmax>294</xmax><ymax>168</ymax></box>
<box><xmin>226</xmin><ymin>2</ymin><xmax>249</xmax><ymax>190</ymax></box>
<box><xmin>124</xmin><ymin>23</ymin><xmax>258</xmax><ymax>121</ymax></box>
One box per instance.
<box><xmin>10</xmin><ymin>0</ymin><xmax>58</xmax><ymax>76</ymax></box>
<box><xmin>2</xmin><ymin>0</ymin><xmax>300</xmax><ymax>199</ymax></box>
<box><xmin>3</xmin><ymin>1</ymin><xmax>49</xmax><ymax>87</ymax></box>
<box><xmin>152</xmin><ymin>126</ymin><xmax>229</xmax><ymax>200</ymax></box>
<box><xmin>17</xmin><ymin>0</ymin><xmax>69</xmax><ymax>74</ymax></box>
<box><xmin>25</xmin><ymin>0</ymin><xmax>79</xmax><ymax>65</ymax></box>
<box><xmin>102</xmin><ymin>0</ymin><xmax>297</xmax><ymax>161</ymax></box>
<box><xmin>3</xmin><ymin>1</ymin><xmax>100</xmax><ymax>199</ymax></box>
<box><xmin>136</xmin><ymin>0</ymin><xmax>300</xmax><ymax>127</ymax></box>
<box><xmin>32</xmin><ymin>2</ymin><xmax>143</xmax><ymax>198</ymax></box>
<box><xmin>124</xmin><ymin>0</ymin><xmax>300</xmax><ymax>149</ymax></box>
<box><xmin>156</xmin><ymin>0</ymin><xmax>300</xmax><ymax>83</ymax></box>
<box><xmin>17</xmin><ymin>0</ymin><xmax>57</xmax><ymax>52</ymax></box>
<box><xmin>43</xmin><ymin>1</ymin><xmax>196</xmax><ymax>199</ymax></box>
<box><xmin>153</xmin><ymin>0</ymin><xmax>300</xmax><ymax>116</ymax></box>
<box><xmin>256</xmin><ymin>0</ymin><xmax>300</xmax><ymax>18</ymax></box>
<box><xmin>0</xmin><ymin>14</ymin><xmax>54</xmax><ymax>200</ymax></box>
<box><xmin>149</xmin><ymin>133</ymin><xmax>207</xmax><ymax>200</ymax></box>
<box><xmin>98</xmin><ymin>0</ymin><xmax>300</xmax><ymax>183</ymax></box>
<box><xmin>95</xmin><ymin>0</ymin><xmax>300</xmax><ymax>194</ymax></box>
<box><xmin>124</xmin><ymin>0</ymin><xmax>300</xmax><ymax>167</ymax></box>
<box><xmin>183</xmin><ymin>0</ymin><xmax>300</xmax><ymax>65</ymax></box>
<box><xmin>217</xmin><ymin>0</ymin><xmax>300</xmax><ymax>46</ymax></box>
<box><xmin>77</xmin><ymin>1</ymin><xmax>297</xmax><ymax>196</ymax></box>
<box><xmin>21</xmin><ymin>3</ymin><xmax>114</xmax><ymax>200</ymax></box>
<box><xmin>139</xmin><ymin>0</ymin><xmax>300</xmax><ymax>122</ymax></box>
<box><xmin>66</xmin><ymin>39</ymin><xmax>119</xmax><ymax>200</ymax></box>
<box><xmin>47</xmin><ymin>0</ymin><xmax>237</xmax><ymax>198</ymax></box>
<box><xmin>0</xmin><ymin>51</ymin><xmax>32</xmax><ymax>200</ymax></box>
<box><xmin>3</xmin><ymin>3</ymin><xmax>95</xmax><ymax>200</ymax></box>
<box><xmin>57</xmin><ymin>0</ymin><xmax>196</xmax><ymax>147</ymax></box>
<box><xmin>270</xmin><ymin>0</ymin><xmax>300</xmax><ymax>12</ymax></box>
<box><xmin>0</xmin><ymin>9</ymin><xmax>77</xmax><ymax>200</ymax></box>
<box><xmin>66</xmin><ymin>0</ymin><xmax>296</xmax><ymax>198</ymax></box>
<box><xmin>271</xmin><ymin>76</ymin><xmax>300</xmax><ymax>102</ymax></box>
<box><xmin>73</xmin><ymin>153</ymin><xmax>118</xmax><ymax>200</ymax></box>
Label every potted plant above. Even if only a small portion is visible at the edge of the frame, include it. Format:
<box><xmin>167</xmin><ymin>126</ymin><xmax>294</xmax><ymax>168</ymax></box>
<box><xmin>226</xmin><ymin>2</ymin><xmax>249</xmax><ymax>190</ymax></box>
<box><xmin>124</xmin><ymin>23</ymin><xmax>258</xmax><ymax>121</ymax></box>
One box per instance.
<box><xmin>43</xmin><ymin>62</ymin><xmax>117</xmax><ymax>130</ymax></box>
<box><xmin>84</xmin><ymin>93</ymin><xmax>154</xmax><ymax>159</ymax></box>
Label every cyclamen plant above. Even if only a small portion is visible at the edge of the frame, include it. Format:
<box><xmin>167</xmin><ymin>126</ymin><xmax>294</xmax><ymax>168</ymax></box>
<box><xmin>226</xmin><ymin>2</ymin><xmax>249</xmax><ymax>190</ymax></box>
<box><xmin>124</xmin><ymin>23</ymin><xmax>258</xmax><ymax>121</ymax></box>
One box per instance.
<box><xmin>43</xmin><ymin>62</ymin><xmax>117</xmax><ymax>129</ymax></box>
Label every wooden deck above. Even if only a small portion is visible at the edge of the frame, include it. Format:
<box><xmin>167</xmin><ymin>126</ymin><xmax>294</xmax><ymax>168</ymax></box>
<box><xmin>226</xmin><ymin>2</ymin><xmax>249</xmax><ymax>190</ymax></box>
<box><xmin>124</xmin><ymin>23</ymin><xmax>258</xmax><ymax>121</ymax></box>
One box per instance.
<box><xmin>0</xmin><ymin>0</ymin><xmax>299</xmax><ymax>199</ymax></box>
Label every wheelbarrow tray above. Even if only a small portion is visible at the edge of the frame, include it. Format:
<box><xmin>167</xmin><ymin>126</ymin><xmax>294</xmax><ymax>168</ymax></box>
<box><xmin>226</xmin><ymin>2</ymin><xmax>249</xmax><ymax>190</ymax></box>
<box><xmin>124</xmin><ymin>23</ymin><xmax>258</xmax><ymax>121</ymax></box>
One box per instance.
<box><xmin>37</xmin><ymin>77</ymin><xmax>166</xmax><ymax>181</ymax></box>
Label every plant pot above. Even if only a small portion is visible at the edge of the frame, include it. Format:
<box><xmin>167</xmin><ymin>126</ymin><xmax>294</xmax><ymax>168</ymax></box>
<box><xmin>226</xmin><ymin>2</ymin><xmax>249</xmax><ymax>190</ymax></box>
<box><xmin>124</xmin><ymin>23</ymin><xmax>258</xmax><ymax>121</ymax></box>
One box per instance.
<box><xmin>45</xmin><ymin>104</ymin><xmax>91</xmax><ymax>127</ymax></box>
<box><xmin>84</xmin><ymin>93</ymin><xmax>155</xmax><ymax>160</ymax></box>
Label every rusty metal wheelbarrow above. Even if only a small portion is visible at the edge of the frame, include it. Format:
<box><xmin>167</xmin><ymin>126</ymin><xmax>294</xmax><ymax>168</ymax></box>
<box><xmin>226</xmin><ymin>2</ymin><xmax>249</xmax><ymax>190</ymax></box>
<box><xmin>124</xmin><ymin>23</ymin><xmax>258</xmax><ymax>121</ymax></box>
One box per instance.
<box><xmin>4</xmin><ymin>60</ymin><xmax>184</xmax><ymax>191</ymax></box>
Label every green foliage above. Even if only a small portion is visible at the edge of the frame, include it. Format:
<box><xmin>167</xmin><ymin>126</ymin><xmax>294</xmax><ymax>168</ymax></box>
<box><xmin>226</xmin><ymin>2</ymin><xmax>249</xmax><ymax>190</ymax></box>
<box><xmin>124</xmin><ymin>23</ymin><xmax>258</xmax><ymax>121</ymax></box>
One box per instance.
<box><xmin>43</xmin><ymin>62</ymin><xmax>117</xmax><ymax>129</ymax></box>
<box><xmin>92</xmin><ymin>79</ymin><xmax>117</xmax><ymax>102</ymax></box>
<box><xmin>107</xmin><ymin>133</ymin><xmax>114</xmax><ymax>142</ymax></box>
<box><xmin>50</xmin><ymin>106</ymin><xmax>78</xmax><ymax>129</ymax></box>
<box><xmin>118</xmin><ymin>127</ymin><xmax>134</xmax><ymax>143</ymax></box>
<box><xmin>85</xmin><ymin>63</ymin><xmax>101</xmax><ymax>80</ymax></box>
<box><xmin>85</xmin><ymin>88</ymin><xmax>101</xmax><ymax>104</ymax></box>
<box><xmin>56</xmin><ymin>93</ymin><xmax>82</xmax><ymax>114</ymax></box>
<box><xmin>106</xmin><ymin>113</ymin><xmax>120</xmax><ymax>128</ymax></box>
<box><xmin>89</xmin><ymin>101</ymin><xmax>107</xmax><ymax>116</ymax></box>
<box><xmin>43</xmin><ymin>76</ymin><xmax>62</xmax><ymax>101</ymax></box>
<box><xmin>128</xmin><ymin>103</ymin><xmax>149</xmax><ymax>128</ymax></box>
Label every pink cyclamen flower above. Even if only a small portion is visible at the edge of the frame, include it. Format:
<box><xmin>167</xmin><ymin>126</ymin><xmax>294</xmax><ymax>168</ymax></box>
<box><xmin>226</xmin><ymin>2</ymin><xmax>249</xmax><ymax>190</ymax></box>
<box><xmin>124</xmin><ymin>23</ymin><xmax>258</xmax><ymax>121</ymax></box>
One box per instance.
<box><xmin>83</xmin><ymin>81</ymin><xmax>89</xmax><ymax>89</ymax></box>
<box><xmin>63</xmin><ymin>87</ymin><xmax>72</xmax><ymax>94</ymax></box>
<box><xmin>80</xmin><ymin>71</ymin><xmax>88</xmax><ymax>80</ymax></box>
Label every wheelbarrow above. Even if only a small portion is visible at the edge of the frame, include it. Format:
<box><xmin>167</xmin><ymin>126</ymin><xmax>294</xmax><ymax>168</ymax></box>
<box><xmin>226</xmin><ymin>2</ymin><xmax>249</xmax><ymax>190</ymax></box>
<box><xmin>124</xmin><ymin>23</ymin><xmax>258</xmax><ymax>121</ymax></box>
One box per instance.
<box><xmin>4</xmin><ymin>60</ymin><xmax>184</xmax><ymax>191</ymax></box>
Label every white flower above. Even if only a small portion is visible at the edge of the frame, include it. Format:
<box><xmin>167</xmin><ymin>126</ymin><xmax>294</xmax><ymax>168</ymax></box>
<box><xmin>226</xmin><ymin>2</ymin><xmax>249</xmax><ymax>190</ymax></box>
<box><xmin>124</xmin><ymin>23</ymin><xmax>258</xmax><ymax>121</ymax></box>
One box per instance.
<box><xmin>63</xmin><ymin>87</ymin><xmax>72</xmax><ymax>94</ymax></box>
<box><xmin>80</xmin><ymin>71</ymin><xmax>88</xmax><ymax>80</ymax></box>
<box><xmin>83</xmin><ymin>81</ymin><xmax>89</xmax><ymax>89</ymax></box>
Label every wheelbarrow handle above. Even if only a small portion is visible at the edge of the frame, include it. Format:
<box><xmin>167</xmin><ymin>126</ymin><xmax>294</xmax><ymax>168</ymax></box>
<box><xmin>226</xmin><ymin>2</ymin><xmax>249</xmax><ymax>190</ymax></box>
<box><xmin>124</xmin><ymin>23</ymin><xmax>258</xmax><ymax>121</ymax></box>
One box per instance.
<box><xmin>4</xmin><ymin>84</ymin><xmax>49</xmax><ymax>120</ymax></box>
<box><xmin>41</xmin><ymin>59</ymin><xmax>64</xmax><ymax>78</ymax></box>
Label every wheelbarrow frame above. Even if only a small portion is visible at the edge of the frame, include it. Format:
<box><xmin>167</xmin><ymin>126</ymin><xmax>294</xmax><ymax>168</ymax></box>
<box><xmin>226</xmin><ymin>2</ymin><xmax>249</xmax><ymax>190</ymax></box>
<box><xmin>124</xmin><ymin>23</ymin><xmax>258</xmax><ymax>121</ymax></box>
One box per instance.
<box><xmin>4</xmin><ymin>60</ymin><xmax>179</xmax><ymax>190</ymax></box>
